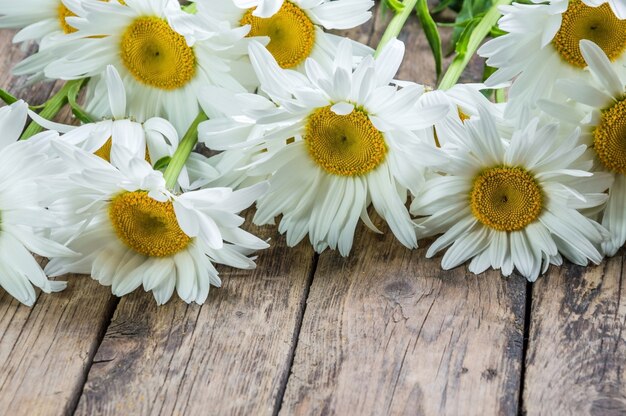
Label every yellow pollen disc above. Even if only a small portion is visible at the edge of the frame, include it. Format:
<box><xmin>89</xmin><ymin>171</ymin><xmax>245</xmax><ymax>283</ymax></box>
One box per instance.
<box><xmin>240</xmin><ymin>1</ymin><xmax>315</xmax><ymax>69</ymax></box>
<box><xmin>594</xmin><ymin>99</ymin><xmax>626</xmax><ymax>175</ymax></box>
<box><xmin>305</xmin><ymin>106</ymin><xmax>387</xmax><ymax>176</ymax></box>
<box><xmin>93</xmin><ymin>138</ymin><xmax>151</xmax><ymax>164</ymax></box>
<box><xmin>120</xmin><ymin>16</ymin><xmax>196</xmax><ymax>90</ymax></box>
<box><xmin>470</xmin><ymin>167</ymin><xmax>543</xmax><ymax>232</ymax></box>
<box><xmin>552</xmin><ymin>1</ymin><xmax>626</xmax><ymax>68</ymax></box>
<box><xmin>108</xmin><ymin>191</ymin><xmax>190</xmax><ymax>257</ymax></box>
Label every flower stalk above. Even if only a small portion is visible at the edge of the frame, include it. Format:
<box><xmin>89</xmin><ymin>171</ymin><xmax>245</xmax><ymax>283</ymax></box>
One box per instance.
<box><xmin>20</xmin><ymin>79</ymin><xmax>85</xmax><ymax>140</ymax></box>
<box><xmin>438</xmin><ymin>0</ymin><xmax>512</xmax><ymax>90</ymax></box>
<box><xmin>375</xmin><ymin>0</ymin><xmax>420</xmax><ymax>57</ymax></box>
<box><xmin>163</xmin><ymin>111</ymin><xmax>208</xmax><ymax>190</ymax></box>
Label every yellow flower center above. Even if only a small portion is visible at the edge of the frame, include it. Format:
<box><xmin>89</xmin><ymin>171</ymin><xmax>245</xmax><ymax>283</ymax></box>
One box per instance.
<box><xmin>470</xmin><ymin>167</ymin><xmax>543</xmax><ymax>232</ymax></box>
<box><xmin>305</xmin><ymin>105</ymin><xmax>387</xmax><ymax>176</ymax></box>
<box><xmin>94</xmin><ymin>138</ymin><xmax>152</xmax><ymax>164</ymax></box>
<box><xmin>120</xmin><ymin>16</ymin><xmax>196</xmax><ymax>90</ymax></box>
<box><xmin>594</xmin><ymin>98</ymin><xmax>626</xmax><ymax>175</ymax></box>
<box><xmin>552</xmin><ymin>1</ymin><xmax>626</xmax><ymax>68</ymax></box>
<box><xmin>108</xmin><ymin>191</ymin><xmax>190</xmax><ymax>257</ymax></box>
<box><xmin>241</xmin><ymin>1</ymin><xmax>315</xmax><ymax>69</ymax></box>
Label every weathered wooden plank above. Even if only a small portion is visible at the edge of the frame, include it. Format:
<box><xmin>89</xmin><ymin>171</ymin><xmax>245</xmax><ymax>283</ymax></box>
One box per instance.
<box><xmin>0</xmin><ymin>31</ymin><xmax>118</xmax><ymax>416</ymax></box>
<box><xmin>0</xmin><ymin>272</ymin><xmax>117</xmax><ymax>416</ymax></box>
<box><xmin>279</xmin><ymin>221</ymin><xmax>526</xmax><ymax>415</ymax></box>
<box><xmin>74</xmin><ymin>221</ymin><xmax>316</xmax><ymax>415</ymax></box>
<box><xmin>523</xmin><ymin>256</ymin><xmax>626</xmax><ymax>415</ymax></box>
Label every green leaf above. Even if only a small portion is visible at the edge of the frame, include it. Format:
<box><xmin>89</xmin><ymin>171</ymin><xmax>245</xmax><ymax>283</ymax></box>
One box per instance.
<box><xmin>415</xmin><ymin>0</ymin><xmax>443</xmax><ymax>79</ymax></box>
<box><xmin>451</xmin><ymin>0</ymin><xmax>493</xmax><ymax>52</ymax></box>
<box><xmin>454</xmin><ymin>17</ymin><xmax>480</xmax><ymax>56</ymax></box>
<box><xmin>153</xmin><ymin>155</ymin><xmax>171</xmax><ymax>171</ymax></box>
<box><xmin>489</xmin><ymin>26</ymin><xmax>507</xmax><ymax>37</ymax></box>
<box><xmin>181</xmin><ymin>2</ymin><xmax>197</xmax><ymax>13</ymax></box>
<box><xmin>438</xmin><ymin>0</ymin><xmax>513</xmax><ymax>90</ymax></box>
<box><xmin>67</xmin><ymin>78</ymin><xmax>94</xmax><ymax>124</ymax></box>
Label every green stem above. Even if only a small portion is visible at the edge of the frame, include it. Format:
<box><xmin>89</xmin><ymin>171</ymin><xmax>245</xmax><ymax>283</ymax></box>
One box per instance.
<box><xmin>375</xmin><ymin>0</ymin><xmax>420</xmax><ymax>57</ymax></box>
<box><xmin>20</xmin><ymin>79</ymin><xmax>83</xmax><ymax>140</ymax></box>
<box><xmin>0</xmin><ymin>89</ymin><xmax>19</xmax><ymax>106</ymax></box>
<box><xmin>437</xmin><ymin>0</ymin><xmax>512</xmax><ymax>90</ymax></box>
<box><xmin>163</xmin><ymin>112</ymin><xmax>208</xmax><ymax>190</ymax></box>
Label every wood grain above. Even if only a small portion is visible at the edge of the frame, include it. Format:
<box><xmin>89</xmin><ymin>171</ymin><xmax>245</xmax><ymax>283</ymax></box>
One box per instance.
<box><xmin>279</xmin><ymin>220</ymin><xmax>526</xmax><ymax>415</ymax></box>
<box><xmin>0</xmin><ymin>30</ymin><xmax>118</xmax><ymax>416</ymax></box>
<box><xmin>74</xmin><ymin>221</ymin><xmax>316</xmax><ymax>415</ymax></box>
<box><xmin>523</xmin><ymin>256</ymin><xmax>626</xmax><ymax>415</ymax></box>
<box><xmin>0</xmin><ymin>272</ymin><xmax>116</xmax><ymax>416</ymax></box>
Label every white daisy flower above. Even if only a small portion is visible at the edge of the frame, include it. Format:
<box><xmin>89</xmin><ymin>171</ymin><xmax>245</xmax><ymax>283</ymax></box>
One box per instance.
<box><xmin>411</xmin><ymin>106</ymin><xmax>612</xmax><ymax>281</ymax></box>
<box><xmin>43</xmin><ymin>0</ymin><xmax>255</xmax><ymax>133</ymax></box>
<box><xmin>196</xmin><ymin>84</ymin><xmax>287</xmax><ymax>190</ymax></box>
<box><xmin>0</xmin><ymin>0</ymin><xmax>93</xmax><ymax>43</ymax></box>
<box><xmin>478</xmin><ymin>0</ymin><xmax>626</xmax><ymax>118</ymax></box>
<box><xmin>0</xmin><ymin>0</ymin><xmax>106</xmax><ymax>81</ymax></box>
<box><xmin>201</xmin><ymin>39</ymin><xmax>447</xmax><ymax>255</ymax></box>
<box><xmin>418</xmin><ymin>83</ymin><xmax>505</xmax><ymax>148</ymax></box>
<box><xmin>32</xmin><ymin>65</ymin><xmax>218</xmax><ymax>190</ymax></box>
<box><xmin>539</xmin><ymin>40</ymin><xmax>626</xmax><ymax>256</ymax></box>
<box><xmin>189</xmin><ymin>0</ymin><xmax>374</xmax><ymax>71</ymax></box>
<box><xmin>45</xmin><ymin>143</ymin><xmax>269</xmax><ymax>305</ymax></box>
<box><xmin>0</xmin><ymin>101</ymin><xmax>77</xmax><ymax>305</ymax></box>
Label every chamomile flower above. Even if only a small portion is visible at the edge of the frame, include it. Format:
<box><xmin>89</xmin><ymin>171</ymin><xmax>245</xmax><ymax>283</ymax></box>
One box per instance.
<box><xmin>478</xmin><ymin>0</ymin><xmax>626</xmax><ymax>118</ymax></box>
<box><xmin>197</xmin><ymin>84</ymin><xmax>286</xmax><ymax>190</ymax></box>
<box><xmin>0</xmin><ymin>0</ymin><xmax>91</xmax><ymax>43</ymax></box>
<box><xmin>45</xmin><ymin>143</ymin><xmax>269</xmax><ymax>305</ymax></box>
<box><xmin>418</xmin><ymin>83</ymin><xmax>505</xmax><ymax>148</ymax></box>
<box><xmin>201</xmin><ymin>39</ymin><xmax>447</xmax><ymax>255</ymax></box>
<box><xmin>0</xmin><ymin>0</ymin><xmax>104</xmax><ymax>81</ymax></box>
<box><xmin>190</xmin><ymin>0</ymin><xmax>374</xmax><ymax>71</ymax></box>
<box><xmin>32</xmin><ymin>65</ymin><xmax>217</xmax><ymax>190</ymax></box>
<box><xmin>411</xmin><ymin>107</ymin><xmax>612</xmax><ymax>281</ymax></box>
<box><xmin>540</xmin><ymin>40</ymin><xmax>626</xmax><ymax>256</ymax></box>
<box><xmin>44</xmin><ymin>0</ymin><xmax>255</xmax><ymax>133</ymax></box>
<box><xmin>0</xmin><ymin>101</ymin><xmax>77</xmax><ymax>306</ymax></box>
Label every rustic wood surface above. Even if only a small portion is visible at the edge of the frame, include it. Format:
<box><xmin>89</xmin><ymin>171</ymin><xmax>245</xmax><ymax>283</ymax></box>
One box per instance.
<box><xmin>523</xmin><ymin>254</ymin><xmax>626</xmax><ymax>415</ymax></box>
<box><xmin>279</xmin><ymin>220</ymin><xmax>526</xmax><ymax>416</ymax></box>
<box><xmin>0</xmin><ymin>2</ymin><xmax>623</xmax><ymax>416</ymax></box>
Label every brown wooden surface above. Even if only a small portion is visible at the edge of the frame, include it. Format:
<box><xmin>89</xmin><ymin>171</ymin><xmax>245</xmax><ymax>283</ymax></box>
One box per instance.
<box><xmin>0</xmin><ymin>2</ymin><xmax>624</xmax><ymax>416</ymax></box>
<box><xmin>523</xmin><ymin>255</ymin><xmax>626</xmax><ymax>415</ymax></box>
<box><xmin>279</xmin><ymin>222</ymin><xmax>526</xmax><ymax>416</ymax></box>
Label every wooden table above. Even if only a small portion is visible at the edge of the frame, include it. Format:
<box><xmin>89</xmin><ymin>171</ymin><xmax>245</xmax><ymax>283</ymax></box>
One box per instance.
<box><xmin>0</xmin><ymin>4</ymin><xmax>625</xmax><ymax>415</ymax></box>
